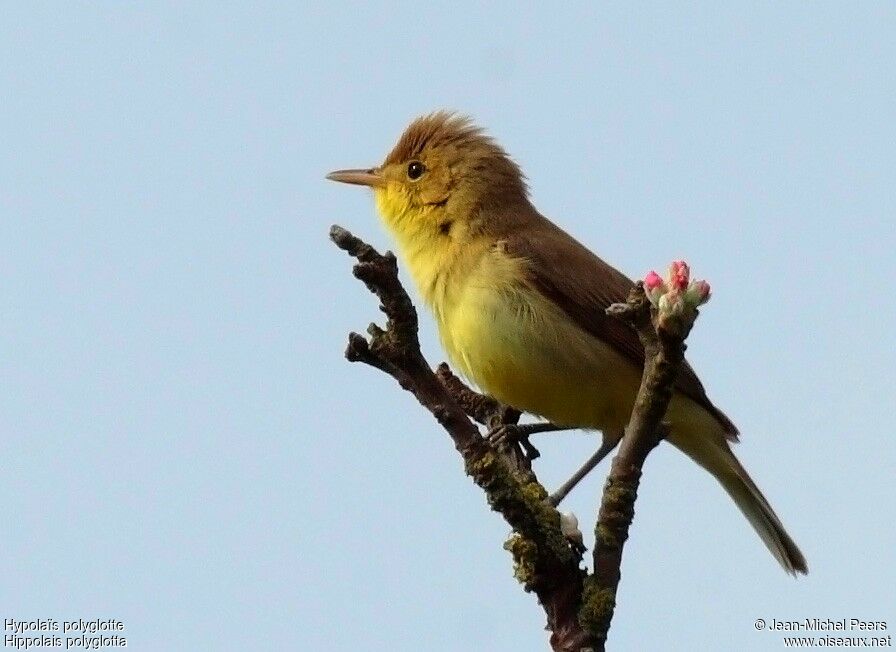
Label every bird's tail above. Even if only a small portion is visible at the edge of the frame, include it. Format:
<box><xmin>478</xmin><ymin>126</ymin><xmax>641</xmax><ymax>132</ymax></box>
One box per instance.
<box><xmin>668</xmin><ymin>413</ymin><xmax>808</xmax><ymax>575</ymax></box>
<box><xmin>715</xmin><ymin>452</ymin><xmax>808</xmax><ymax>575</ymax></box>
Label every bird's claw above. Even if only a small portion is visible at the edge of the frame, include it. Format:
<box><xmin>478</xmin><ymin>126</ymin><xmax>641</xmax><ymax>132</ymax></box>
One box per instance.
<box><xmin>486</xmin><ymin>424</ymin><xmax>541</xmax><ymax>461</ymax></box>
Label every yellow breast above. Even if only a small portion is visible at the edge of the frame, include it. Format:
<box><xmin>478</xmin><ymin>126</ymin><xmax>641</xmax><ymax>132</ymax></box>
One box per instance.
<box><xmin>418</xmin><ymin>242</ymin><xmax>641</xmax><ymax>431</ymax></box>
<box><xmin>373</xmin><ymin>186</ymin><xmax>641</xmax><ymax>431</ymax></box>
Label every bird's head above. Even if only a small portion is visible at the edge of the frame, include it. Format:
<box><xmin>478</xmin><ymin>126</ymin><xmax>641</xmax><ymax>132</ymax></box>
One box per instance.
<box><xmin>327</xmin><ymin>112</ymin><xmax>527</xmax><ymax>238</ymax></box>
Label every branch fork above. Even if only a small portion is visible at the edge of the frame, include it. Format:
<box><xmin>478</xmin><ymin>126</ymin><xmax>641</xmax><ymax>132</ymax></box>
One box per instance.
<box><xmin>330</xmin><ymin>225</ymin><xmax>708</xmax><ymax>651</ymax></box>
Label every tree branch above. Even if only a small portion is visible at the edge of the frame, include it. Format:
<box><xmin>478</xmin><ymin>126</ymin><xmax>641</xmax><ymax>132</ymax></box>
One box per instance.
<box><xmin>331</xmin><ymin>226</ymin><xmax>705</xmax><ymax>651</ymax></box>
<box><xmin>330</xmin><ymin>226</ymin><xmax>589</xmax><ymax>651</ymax></box>
<box><xmin>579</xmin><ymin>284</ymin><xmax>699</xmax><ymax>650</ymax></box>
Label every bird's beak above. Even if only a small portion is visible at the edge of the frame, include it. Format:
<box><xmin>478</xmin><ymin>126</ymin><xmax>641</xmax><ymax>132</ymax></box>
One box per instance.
<box><xmin>326</xmin><ymin>167</ymin><xmax>386</xmax><ymax>188</ymax></box>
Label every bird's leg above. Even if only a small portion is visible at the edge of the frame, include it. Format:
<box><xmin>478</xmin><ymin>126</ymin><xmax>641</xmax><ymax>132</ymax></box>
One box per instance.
<box><xmin>548</xmin><ymin>432</ymin><xmax>622</xmax><ymax>506</ymax></box>
<box><xmin>486</xmin><ymin>422</ymin><xmax>565</xmax><ymax>461</ymax></box>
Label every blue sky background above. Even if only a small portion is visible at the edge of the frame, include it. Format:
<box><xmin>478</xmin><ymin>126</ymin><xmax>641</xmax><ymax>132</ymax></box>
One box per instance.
<box><xmin>2</xmin><ymin>3</ymin><xmax>894</xmax><ymax>650</ymax></box>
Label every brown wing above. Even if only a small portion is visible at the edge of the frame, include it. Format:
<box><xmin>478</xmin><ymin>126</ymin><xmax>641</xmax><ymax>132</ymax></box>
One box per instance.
<box><xmin>500</xmin><ymin>214</ymin><xmax>739</xmax><ymax>440</ymax></box>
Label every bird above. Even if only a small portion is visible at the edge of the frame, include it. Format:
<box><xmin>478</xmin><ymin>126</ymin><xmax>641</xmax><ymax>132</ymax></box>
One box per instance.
<box><xmin>327</xmin><ymin>111</ymin><xmax>807</xmax><ymax>575</ymax></box>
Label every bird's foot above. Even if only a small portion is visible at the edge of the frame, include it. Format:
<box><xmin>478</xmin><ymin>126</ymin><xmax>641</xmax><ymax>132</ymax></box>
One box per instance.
<box><xmin>486</xmin><ymin>423</ymin><xmax>542</xmax><ymax>461</ymax></box>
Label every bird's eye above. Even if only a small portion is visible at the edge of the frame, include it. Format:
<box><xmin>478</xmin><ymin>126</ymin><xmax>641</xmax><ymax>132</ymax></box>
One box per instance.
<box><xmin>406</xmin><ymin>161</ymin><xmax>426</xmax><ymax>180</ymax></box>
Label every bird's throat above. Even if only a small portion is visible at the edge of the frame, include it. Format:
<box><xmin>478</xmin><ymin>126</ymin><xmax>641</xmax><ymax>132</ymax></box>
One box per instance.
<box><xmin>374</xmin><ymin>187</ymin><xmax>478</xmax><ymax>313</ymax></box>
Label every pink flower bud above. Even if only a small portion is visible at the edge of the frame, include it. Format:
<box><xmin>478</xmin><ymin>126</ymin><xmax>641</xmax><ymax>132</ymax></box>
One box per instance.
<box><xmin>692</xmin><ymin>280</ymin><xmax>711</xmax><ymax>301</ymax></box>
<box><xmin>643</xmin><ymin>270</ymin><xmax>667</xmax><ymax>305</ymax></box>
<box><xmin>644</xmin><ymin>270</ymin><xmax>664</xmax><ymax>291</ymax></box>
<box><xmin>668</xmin><ymin>260</ymin><xmax>690</xmax><ymax>291</ymax></box>
<box><xmin>682</xmin><ymin>280</ymin><xmax>711</xmax><ymax>308</ymax></box>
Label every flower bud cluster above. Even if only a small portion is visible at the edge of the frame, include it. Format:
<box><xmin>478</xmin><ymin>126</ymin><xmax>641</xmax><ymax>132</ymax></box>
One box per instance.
<box><xmin>643</xmin><ymin>261</ymin><xmax>711</xmax><ymax>319</ymax></box>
